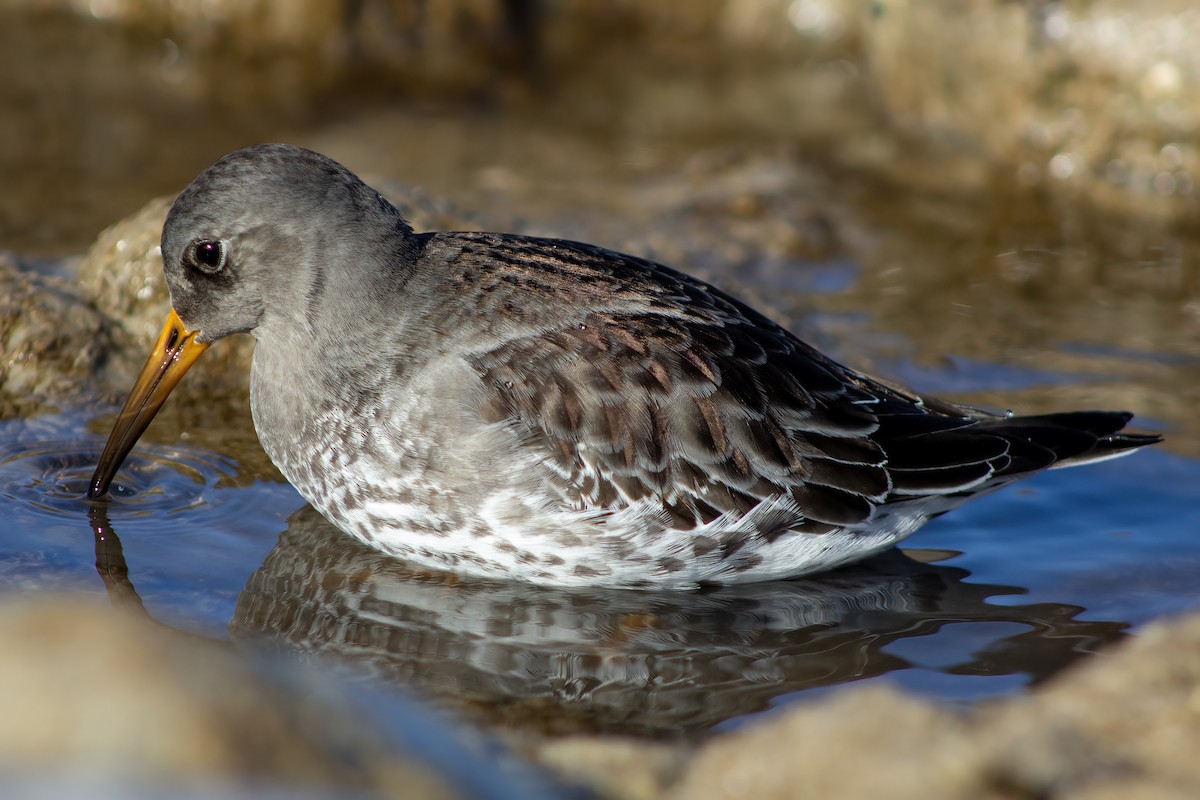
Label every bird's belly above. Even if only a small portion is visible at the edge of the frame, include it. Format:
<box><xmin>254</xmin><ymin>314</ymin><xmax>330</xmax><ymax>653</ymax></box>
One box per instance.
<box><xmin>249</xmin><ymin>372</ymin><xmax>930</xmax><ymax>587</ymax></box>
<box><xmin>267</xmin><ymin>438</ymin><xmax>927</xmax><ymax>588</ymax></box>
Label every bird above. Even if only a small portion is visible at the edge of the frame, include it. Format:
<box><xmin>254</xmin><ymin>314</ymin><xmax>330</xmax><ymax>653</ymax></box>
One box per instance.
<box><xmin>89</xmin><ymin>143</ymin><xmax>1162</xmax><ymax>589</ymax></box>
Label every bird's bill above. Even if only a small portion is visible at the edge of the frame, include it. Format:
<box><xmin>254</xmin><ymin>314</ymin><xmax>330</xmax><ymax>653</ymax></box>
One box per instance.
<box><xmin>88</xmin><ymin>308</ymin><xmax>209</xmax><ymax>498</ymax></box>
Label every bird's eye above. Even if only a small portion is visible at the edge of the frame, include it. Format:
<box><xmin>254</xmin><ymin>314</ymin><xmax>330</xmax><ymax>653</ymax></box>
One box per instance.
<box><xmin>191</xmin><ymin>240</ymin><xmax>226</xmax><ymax>273</ymax></box>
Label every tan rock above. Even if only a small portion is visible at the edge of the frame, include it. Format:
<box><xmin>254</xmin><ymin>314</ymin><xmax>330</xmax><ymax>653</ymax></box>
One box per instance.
<box><xmin>666</xmin><ymin>614</ymin><xmax>1200</xmax><ymax>800</ymax></box>
<box><xmin>529</xmin><ymin>735</ymin><xmax>689</xmax><ymax>800</ymax></box>
<box><xmin>858</xmin><ymin>0</ymin><xmax>1199</xmax><ymax>218</ymax></box>
<box><xmin>668</xmin><ymin>687</ymin><xmax>976</xmax><ymax>800</ymax></box>
<box><xmin>979</xmin><ymin>614</ymin><xmax>1200</xmax><ymax>799</ymax></box>
<box><xmin>0</xmin><ymin>255</ymin><xmax>112</xmax><ymax>416</ymax></box>
<box><xmin>0</xmin><ymin>597</ymin><xmax>461</xmax><ymax>797</ymax></box>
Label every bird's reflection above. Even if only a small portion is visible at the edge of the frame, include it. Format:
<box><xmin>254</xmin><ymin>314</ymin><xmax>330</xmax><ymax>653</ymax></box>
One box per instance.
<box><xmin>87</xmin><ymin>503</ymin><xmax>1127</xmax><ymax>736</ymax></box>
<box><xmin>215</xmin><ymin>505</ymin><xmax>1125</xmax><ymax>736</ymax></box>
<box><xmin>89</xmin><ymin>503</ymin><xmax>148</xmax><ymax>617</ymax></box>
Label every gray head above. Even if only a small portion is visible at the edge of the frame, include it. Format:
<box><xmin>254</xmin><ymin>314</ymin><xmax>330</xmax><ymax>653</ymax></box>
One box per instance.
<box><xmin>161</xmin><ymin>143</ymin><xmax>417</xmax><ymax>343</ymax></box>
<box><xmin>89</xmin><ymin>144</ymin><xmax>418</xmax><ymax>498</ymax></box>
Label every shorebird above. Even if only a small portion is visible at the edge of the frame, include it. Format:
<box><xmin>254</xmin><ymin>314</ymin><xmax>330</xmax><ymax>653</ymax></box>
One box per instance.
<box><xmin>89</xmin><ymin>144</ymin><xmax>1161</xmax><ymax>588</ymax></box>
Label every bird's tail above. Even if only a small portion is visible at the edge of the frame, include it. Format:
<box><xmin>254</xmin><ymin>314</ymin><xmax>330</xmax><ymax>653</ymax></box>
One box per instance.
<box><xmin>974</xmin><ymin>410</ymin><xmax>1161</xmax><ymax>472</ymax></box>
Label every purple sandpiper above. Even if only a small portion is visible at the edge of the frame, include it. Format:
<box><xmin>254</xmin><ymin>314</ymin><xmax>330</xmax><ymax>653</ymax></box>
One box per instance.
<box><xmin>89</xmin><ymin>144</ymin><xmax>1161</xmax><ymax>588</ymax></box>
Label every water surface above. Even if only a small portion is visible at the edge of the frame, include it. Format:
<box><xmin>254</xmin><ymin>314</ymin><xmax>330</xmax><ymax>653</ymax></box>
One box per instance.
<box><xmin>1</xmin><ymin>388</ymin><xmax>1193</xmax><ymax>737</ymax></box>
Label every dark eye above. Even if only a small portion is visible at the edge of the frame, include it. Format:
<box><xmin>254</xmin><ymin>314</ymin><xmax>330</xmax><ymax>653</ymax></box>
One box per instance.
<box><xmin>191</xmin><ymin>240</ymin><xmax>226</xmax><ymax>273</ymax></box>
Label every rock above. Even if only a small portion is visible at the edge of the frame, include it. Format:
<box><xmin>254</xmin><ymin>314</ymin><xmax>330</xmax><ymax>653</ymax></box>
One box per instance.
<box><xmin>4</xmin><ymin>0</ymin><xmax>1197</xmax><ymax>259</ymax></box>
<box><xmin>4</xmin><ymin>550</ymin><xmax>1193</xmax><ymax>800</ymax></box>
<box><xmin>0</xmin><ymin>595</ymin><xmax>563</xmax><ymax>799</ymax></box>
<box><xmin>75</xmin><ymin>195</ymin><xmax>175</xmax><ymax>349</ymax></box>
<box><xmin>665</xmin><ymin>613</ymin><xmax>1200</xmax><ymax>800</ymax></box>
<box><xmin>979</xmin><ymin>614</ymin><xmax>1200</xmax><ymax>799</ymax></box>
<box><xmin>527</xmin><ymin>735</ymin><xmax>688</xmax><ymax>800</ymax></box>
<box><xmin>857</xmin><ymin>0</ymin><xmax>1199</xmax><ymax>219</ymax></box>
<box><xmin>667</xmin><ymin>687</ymin><xmax>972</xmax><ymax>799</ymax></box>
<box><xmin>0</xmin><ymin>253</ymin><xmax>113</xmax><ymax>416</ymax></box>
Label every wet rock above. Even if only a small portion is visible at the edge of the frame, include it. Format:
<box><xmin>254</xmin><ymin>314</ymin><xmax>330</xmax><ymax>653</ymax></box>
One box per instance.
<box><xmin>0</xmin><ymin>595</ymin><xmax>559</xmax><ymax>799</ymax></box>
<box><xmin>664</xmin><ymin>613</ymin><xmax>1200</xmax><ymax>800</ymax></box>
<box><xmin>0</xmin><ymin>252</ymin><xmax>113</xmax><ymax>417</ymax></box>
<box><xmin>4</xmin><ymin>530</ymin><xmax>1194</xmax><ymax>800</ymax></box>
<box><xmin>0</xmin><ymin>0</ymin><xmax>543</xmax><ymax>254</ymax></box>
<box><xmin>978</xmin><ymin>613</ymin><xmax>1200</xmax><ymax>799</ymax></box>
<box><xmin>4</xmin><ymin>0</ymin><xmax>1198</xmax><ymax>257</ymax></box>
<box><xmin>75</xmin><ymin>196</ymin><xmax>177</xmax><ymax>360</ymax></box>
<box><xmin>670</xmin><ymin>687</ymin><xmax>968</xmax><ymax>799</ymax></box>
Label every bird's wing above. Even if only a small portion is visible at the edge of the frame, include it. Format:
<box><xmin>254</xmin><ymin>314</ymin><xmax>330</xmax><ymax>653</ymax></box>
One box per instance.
<box><xmin>454</xmin><ymin>234</ymin><xmax>1157</xmax><ymax>540</ymax></box>
<box><xmin>467</xmin><ymin>304</ymin><xmax>1017</xmax><ymax>538</ymax></box>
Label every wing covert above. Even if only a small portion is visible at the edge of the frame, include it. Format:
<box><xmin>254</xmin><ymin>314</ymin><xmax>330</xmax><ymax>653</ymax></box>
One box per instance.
<box><xmin>469</xmin><ymin>307</ymin><xmax>891</xmax><ymax>537</ymax></box>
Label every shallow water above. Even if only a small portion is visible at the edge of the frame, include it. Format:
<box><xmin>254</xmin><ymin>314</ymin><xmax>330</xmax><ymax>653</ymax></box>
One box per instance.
<box><xmin>2</xmin><ymin>4</ymin><xmax>1198</xmax><ymax>747</ymax></box>
<box><xmin>2</xmin><ymin>387</ymin><xmax>1194</xmax><ymax>736</ymax></box>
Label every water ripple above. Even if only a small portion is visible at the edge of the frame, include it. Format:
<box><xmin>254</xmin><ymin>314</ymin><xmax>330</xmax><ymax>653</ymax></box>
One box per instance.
<box><xmin>0</xmin><ymin>437</ymin><xmax>238</xmax><ymax>519</ymax></box>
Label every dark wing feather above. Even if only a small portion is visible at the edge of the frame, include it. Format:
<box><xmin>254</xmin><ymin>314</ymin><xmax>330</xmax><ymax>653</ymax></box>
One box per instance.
<box><xmin>470</xmin><ymin>310</ymin><xmax>885</xmax><ymax>531</ymax></box>
<box><xmin>455</xmin><ymin>234</ymin><xmax>1160</xmax><ymax>538</ymax></box>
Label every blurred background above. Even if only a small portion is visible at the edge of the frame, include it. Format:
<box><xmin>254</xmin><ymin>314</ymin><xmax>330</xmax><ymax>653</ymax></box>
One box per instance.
<box><xmin>1</xmin><ymin>0</ymin><xmax>1196</xmax><ymax>448</ymax></box>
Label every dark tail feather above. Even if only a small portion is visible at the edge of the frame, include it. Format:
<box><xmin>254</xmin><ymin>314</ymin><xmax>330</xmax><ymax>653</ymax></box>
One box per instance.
<box><xmin>879</xmin><ymin>409</ymin><xmax>1161</xmax><ymax>498</ymax></box>
<box><xmin>976</xmin><ymin>410</ymin><xmax>1162</xmax><ymax>470</ymax></box>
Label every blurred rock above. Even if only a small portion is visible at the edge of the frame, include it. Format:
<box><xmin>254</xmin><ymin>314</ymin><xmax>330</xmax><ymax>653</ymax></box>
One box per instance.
<box><xmin>528</xmin><ymin>736</ymin><xmax>687</xmax><ymax>800</ymax></box>
<box><xmin>0</xmin><ymin>595</ymin><xmax>565</xmax><ymax>799</ymax></box>
<box><xmin>978</xmin><ymin>613</ymin><xmax>1200</xmax><ymax>799</ymax></box>
<box><xmin>76</xmin><ymin>196</ymin><xmax>175</xmax><ymax>360</ymax></box>
<box><xmin>858</xmin><ymin>0</ymin><xmax>1199</xmax><ymax>221</ymax></box>
<box><xmin>671</xmin><ymin>687</ymin><xmax>967</xmax><ymax>799</ymax></box>
<box><xmin>2</xmin><ymin>553</ymin><xmax>1194</xmax><ymax>800</ymax></box>
<box><xmin>0</xmin><ymin>0</ymin><xmax>539</xmax><ymax>255</ymax></box>
<box><xmin>664</xmin><ymin>612</ymin><xmax>1200</xmax><ymax>800</ymax></box>
<box><xmin>0</xmin><ymin>253</ymin><xmax>112</xmax><ymax>417</ymax></box>
<box><xmin>0</xmin><ymin>597</ymin><xmax>454</xmax><ymax>797</ymax></box>
<box><xmin>4</xmin><ymin>0</ymin><xmax>1196</xmax><ymax>255</ymax></box>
